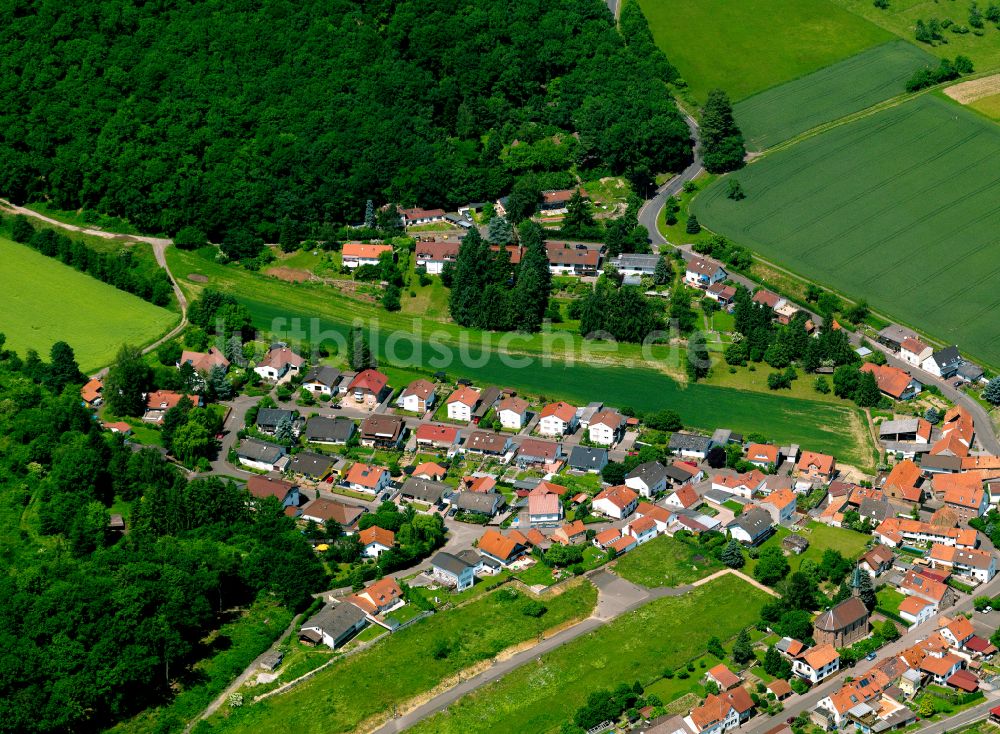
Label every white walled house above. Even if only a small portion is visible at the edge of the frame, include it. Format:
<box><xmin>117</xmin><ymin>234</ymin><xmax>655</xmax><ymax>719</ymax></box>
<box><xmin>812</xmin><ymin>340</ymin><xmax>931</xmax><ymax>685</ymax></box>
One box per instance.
<box><xmin>397</xmin><ymin>379</ymin><xmax>436</xmax><ymax>413</ymax></box>
<box><xmin>446</xmin><ymin>386</ymin><xmax>480</xmax><ymax>422</ymax></box>
<box><xmin>538</xmin><ymin>401</ymin><xmax>577</xmax><ymax>436</ymax></box>
<box><xmin>792</xmin><ymin>645</ymin><xmax>840</xmax><ymax>684</ymax></box>
<box><xmin>497</xmin><ymin>397</ymin><xmax>528</xmax><ymax>430</ymax></box>
<box><xmin>899</xmin><ymin>338</ymin><xmax>933</xmax><ymax>368</ymax></box>
<box><xmin>684</xmin><ymin>256</ymin><xmax>728</xmax><ymax>288</ymax></box>
<box><xmin>588</xmin><ymin>410</ymin><xmax>624</xmax><ymax>446</ymax></box>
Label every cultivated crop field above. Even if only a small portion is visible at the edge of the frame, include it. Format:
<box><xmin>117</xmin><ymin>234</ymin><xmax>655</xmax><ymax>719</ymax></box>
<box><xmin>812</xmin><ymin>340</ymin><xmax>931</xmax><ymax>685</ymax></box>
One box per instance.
<box><xmin>694</xmin><ymin>95</ymin><xmax>1000</xmax><ymax>369</ymax></box>
<box><xmin>168</xmin><ymin>249</ymin><xmax>876</xmax><ymax>466</ymax></box>
<box><xmin>637</xmin><ymin>0</ymin><xmax>891</xmax><ymax>102</ymax></box>
<box><xmin>407</xmin><ymin>575</ymin><xmax>771</xmax><ymax>734</ymax></box>
<box><xmin>735</xmin><ymin>41</ymin><xmax>935</xmax><ymax>150</ymax></box>
<box><xmin>0</xmin><ymin>237</ymin><xmax>177</xmax><ymax>371</ymax></box>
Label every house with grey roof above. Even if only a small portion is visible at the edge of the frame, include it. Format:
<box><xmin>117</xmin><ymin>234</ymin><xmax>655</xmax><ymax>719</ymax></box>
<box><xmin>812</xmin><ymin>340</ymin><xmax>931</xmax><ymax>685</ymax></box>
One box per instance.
<box><xmin>302</xmin><ymin>366</ymin><xmax>343</xmax><ymax>395</ymax></box>
<box><xmin>431</xmin><ymin>551</ymin><xmax>475</xmax><ymax>591</ymax></box>
<box><xmin>726</xmin><ymin>507</ymin><xmax>774</xmax><ymax>546</ymax></box>
<box><xmin>236</xmin><ymin>439</ymin><xmax>287</xmax><ymax>471</ymax></box>
<box><xmin>957</xmin><ymin>361</ymin><xmax>984</xmax><ymax>384</ymax></box>
<box><xmin>454</xmin><ymin>491</ymin><xmax>505</xmax><ymax>518</ymax></box>
<box><xmin>305</xmin><ymin>416</ymin><xmax>356</xmax><ymax>445</ymax></box>
<box><xmin>568</xmin><ymin>445</ymin><xmax>608</xmax><ymax>472</ymax></box>
<box><xmin>922</xmin><ymin>346</ymin><xmax>961</xmax><ymax>378</ymax></box>
<box><xmin>625</xmin><ymin>461</ymin><xmax>668</xmax><ymax>497</ymax></box>
<box><xmin>299</xmin><ymin>603</ymin><xmax>368</xmax><ymax>649</ymax></box>
<box><xmin>287</xmin><ymin>451</ymin><xmax>341</xmax><ymax>480</ymax></box>
<box><xmin>876</xmin><ymin>324</ymin><xmax>920</xmax><ymax>352</ymax></box>
<box><xmin>256</xmin><ymin>408</ymin><xmax>299</xmax><ymax>436</ymax></box>
<box><xmin>668</xmin><ymin>432</ymin><xmax>712</xmax><ymax>460</ymax></box>
<box><xmin>400</xmin><ymin>477</ymin><xmax>449</xmax><ymax>506</ymax></box>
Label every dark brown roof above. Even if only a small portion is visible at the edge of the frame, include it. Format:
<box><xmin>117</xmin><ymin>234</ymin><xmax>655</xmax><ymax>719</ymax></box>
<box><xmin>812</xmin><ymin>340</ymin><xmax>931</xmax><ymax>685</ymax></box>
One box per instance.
<box><xmin>814</xmin><ymin>596</ymin><xmax>869</xmax><ymax>632</ymax></box>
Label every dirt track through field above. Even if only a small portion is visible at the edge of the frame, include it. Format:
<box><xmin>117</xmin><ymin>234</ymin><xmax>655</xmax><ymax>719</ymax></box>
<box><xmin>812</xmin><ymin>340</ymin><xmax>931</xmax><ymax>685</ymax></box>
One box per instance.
<box><xmin>945</xmin><ymin>73</ymin><xmax>1000</xmax><ymax>104</ymax></box>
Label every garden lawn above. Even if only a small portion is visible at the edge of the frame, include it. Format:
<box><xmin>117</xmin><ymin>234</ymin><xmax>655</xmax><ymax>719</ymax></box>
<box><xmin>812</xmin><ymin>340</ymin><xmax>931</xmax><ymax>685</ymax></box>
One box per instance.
<box><xmin>167</xmin><ymin>248</ymin><xmax>877</xmax><ymax>467</ymax></box>
<box><xmin>0</xmin><ymin>236</ymin><xmax>177</xmax><ymax>371</ymax></box>
<box><xmin>207</xmin><ymin>581</ymin><xmax>597</xmax><ymax>734</ymax></box>
<box><xmin>745</xmin><ymin>522</ymin><xmax>870</xmax><ymax>577</ymax></box>
<box><xmin>694</xmin><ymin>95</ymin><xmax>1000</xmax><ymax>372</ymax></box>
<box><xmin>407</xmin><ymin>574</ymin><xmax>770</xmax><ymax>734</ymax></box>
<box><xmin>735</xmin><ymin>41</ymin><xmax>934</xmax><ymax>150</ymax></box>
<box><xmin>636</xmin><ymin>0</ymin><xmax>891</xmax><ymax>102</ymax></box>
<box><xmin>613</xmin><ymin>534</ymin><xmax>724</xmax><ymax>587</ymax></box>
<box><xmin>877</xmin><ymin>587</ymin><xmax>906</xmax><ymax>617</ymax></box>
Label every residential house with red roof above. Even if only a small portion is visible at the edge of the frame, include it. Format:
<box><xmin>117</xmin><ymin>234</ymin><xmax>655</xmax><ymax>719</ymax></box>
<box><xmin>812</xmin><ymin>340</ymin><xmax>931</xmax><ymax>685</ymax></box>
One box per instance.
<box><xmin>142</xmin><ymin>391</ymin><xmax>197</xmax><ymax>424</ymax></box>
<box><xmin>745</xmin><ymin>443</ymin><xmax>779</xmax><ymax>469</ymax></box>
<box><xmin>593</xmin><ymin>527</ymin><xmax>621</xmax><ymax>549</ymax></box>
<box><xmin>446</xmin><ymin>386</ymin><xmax>481</xmax><ymax>422</ymax></box>
<box><xmin>347</xmin><ymin>368</ymin><xmax>390</xmax><ymax>408</ymax></box>
<box><xmin>792</xmin><ymin>644</ymin><xmax>840</xmax><ymax>684</ymax></box>
<box><xmin>497</xmin><ymin>396</ymin><xmax>529</xmax><ymax>430</ymax></box>
<box><xmin>81</xmin><ymin>377</ymin><xmax>103</xmax><ymax>406</ymax></box>
<box><xmin>396</xmin><ymin>379</ymin><xmax>436</xmax><ymax>413</ymax></box>
<box><xmin>706</xmin><ymin>664</ymin><xmax>742</xmax><ymax>691</ymax></box>
<box><xmin>341</xmin><ymin>242</ymin><xmax>393</xmax><ymax>268</ymax></box>
<box><xmin>929</xmin><ymin>543</ymin><xmax>996</xmax><ymax>583</ymax></box>
<box><xmin>415</xmin><ymin>423</ymin><xmax>461</xmax><ymax>450</ymax></box>
<box><xmin>626</xmin><ymin>515</ymin><xmax>659</xmax><ymax>545</ymax></box>
<box><xmin>899</xmin><ymin>338</ymin><xmax>932</xmax><ymax>368</ymax></box>
<box><xmin>588</xmin><ymin>410</ymin><xmax>625</xmax><ymax>446</ymax></box>
<box><xmin>686</xmin><ymin>687</ymin><xmax>755</xmax><ymax>734</ymax></box>
<box><xmin>527</xmin><ymin>485</ymin><xmax>564</xmax><ymax>527</ymax></box>
<box><xmin>254</xmin><ymin>346</ymin><xmax>305</xmax><ymax>382</ymax></box>
<box><xmin>635</xmin><ymin>502</ymin><xmax>675</xmax><ymax>533</ymax></box>
<box><xmin>344</xmin><ymin>463</ymin><xmax>391</xmax><ymax>495</ymax></box>
<box><xmin>758</xmin><ymin>488</ymin><xmax>797</xmax><ymax>524</ymax></box>
<box><xmin>358</xmin><ymin>526</ymin><xmax>395</xmax><ymax>558</ymax></box>
<box><xmin>898</xmin><ymin>595</ymin><xmax>937</xmax><ymax>627</ymax></box>
<box><xmin>882</xmin><ymin>460</ymin><xmax>924</xmax><ymax>504</ymax></box>
<box><xmin>477</xmin><ymin>530</ymin><xmax>525</xmax><ymax>566</ymax></box>
<box><xmin>179</xmin><ymin>347</ymin><xmax>230</xmax><ymax>374</ymax></box>
<box><xmin>349</xmin><ymin>577</ymin><xmax>403</xmax><ymax>616</ymax></box>
<box><xmin>553</xmin><ymin>520</ymin><xmax>587</xmax><ymax>545</ymax></box>
<box><xmin>412</xmin><ymin>462</ymin><xmax>447</xmax><ymax>481</ymax></box>
<box><xmin>861</xmin><ymin>362</ymin><xmax>922</xmax><ymax>401</ymax></box>
<box><xmin>936</xmin><ymin>474</ymin><xmax>987</xmax><ymax>522</ymax></box>
<box><xmin>665</xmin><ymin>485</ymin><xmax>700</xmax><ymax>511</ymax></box>
<box><xmin>592</xmin><ymin>485</ymin><xmax>639</xmax><ymax>520</ymax></box>
<box><xmin>414</xmin><ymin>240</ymin><xmax>460</xmax><ymax>274</ymax></box>
<box><xmin>538</xmin><ymin>401</ymin><xmax>578</xmax><ymax>436</ymax></box>
<box><xmin>246</xmin><ymin>475</ymin><xmax>299</xmax><ymax>508</ymax></box>
<box><xmin>796</xmin><ymin>450</ymin><xmax>836</xmax><ymax>484</ymax></box>
<box><xmin>609</xmin><ymin>534</ymin><xmax>638</xmax><ymax>555</ymax></box>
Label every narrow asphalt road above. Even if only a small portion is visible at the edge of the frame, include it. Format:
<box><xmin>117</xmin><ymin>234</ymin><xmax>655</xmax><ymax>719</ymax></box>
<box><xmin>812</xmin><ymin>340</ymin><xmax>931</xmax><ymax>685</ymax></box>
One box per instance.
<box><xmin>638</xmin><ymin>112</ymin><xmax>702</xmax><ymax>247</ymax></box>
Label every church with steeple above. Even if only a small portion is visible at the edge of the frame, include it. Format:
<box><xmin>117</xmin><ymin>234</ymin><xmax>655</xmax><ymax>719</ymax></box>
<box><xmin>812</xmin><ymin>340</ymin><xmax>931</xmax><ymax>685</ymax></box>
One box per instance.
<box><xmin>812</xmin><ymin>567</ymin><xmax>871</xmax><ymax>647</ymax></box>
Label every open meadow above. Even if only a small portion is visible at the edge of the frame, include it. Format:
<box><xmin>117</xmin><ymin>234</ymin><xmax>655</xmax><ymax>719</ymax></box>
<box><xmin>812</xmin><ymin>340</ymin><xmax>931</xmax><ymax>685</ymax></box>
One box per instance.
<box><xmin>406</xmin><ymin>574</ymin><xmax>771</xmax><ymax>734</ymax></box>
<box><xmin>735</xmin><ymin>41</ymin><xmax>935</xmax><ymax>150</ymax></box>
<box><xmin>0</xmin><ymin>237</ymin><xmax>177</xmax><ymax>371</ymax></box>
<box><xmin>168</xmin><ymin>248</ymin><xmax>877</xmax><ymax>467</ymax></box>
<box><xmin>201</xmin><ymin>581</ymin><xmax>598</xmax><ymax>734</ymax></box>
<box><xmin>829</xmin><ymin>0</ymin><xmax>1000</xmax><ymax>73</ymax></box>
<box><xmin>636</xmin><ymin>0</ymin><xmax>891</xmax><ymax>102</ymax></box>
<box><xmin>613</xmin><ymin>534</ymin><xmax>724</xmax><ymax>587</ymax></box>
<box><xmin>694</xmin><ymin>95</ymin><xmax>1000</xmax><ymax>370</ymax></box>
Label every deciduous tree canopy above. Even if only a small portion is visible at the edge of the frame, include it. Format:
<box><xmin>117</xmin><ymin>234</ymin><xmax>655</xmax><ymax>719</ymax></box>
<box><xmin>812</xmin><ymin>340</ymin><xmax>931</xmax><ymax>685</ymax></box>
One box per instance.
<box><xmin>0</xmin><ymin>0</ymin><xmax>691</xmax><ymax>240</ymax></box>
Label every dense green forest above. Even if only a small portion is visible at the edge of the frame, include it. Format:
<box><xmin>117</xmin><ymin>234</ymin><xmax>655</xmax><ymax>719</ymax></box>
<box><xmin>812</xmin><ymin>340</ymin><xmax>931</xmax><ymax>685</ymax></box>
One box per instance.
<box><xmin>0</xmin><ymin>0</ymin><xmax>691</xmax><ymax>240</ymax></box>
<box><xmin>0</xmin><ymin>337</ymin><xmax>326</xmax><ymax>733</ymax></box>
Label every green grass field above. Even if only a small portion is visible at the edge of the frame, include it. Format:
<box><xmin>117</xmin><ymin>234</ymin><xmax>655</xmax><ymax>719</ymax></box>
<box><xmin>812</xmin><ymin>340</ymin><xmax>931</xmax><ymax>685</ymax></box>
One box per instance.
<box><xmin>614</xmin><ymin>535</ymin><xmax>724</xmax><ymax>587</ymax></box>
<box><xmin>735</xmin><ymin>41</ymin><xmax>935</xmax><ymax>150</ymax></box>
<box><xmin>168</xmin><ymin>248</ymin><xmax>876</xmax><ymax>466</ymax></box>
<box><xmin>0</xmin><ymin>237</ymin><xmax>178</xmax><ymax>371</ymax></box>
<box><xmin>205</xmin><ymin>581</ymin><xmax>597</xmax><ymax>734</ymax></box>
<box><xmin>744</xmin><ymin>523</ymin><xmax>871</xmax><ymax>577</ymax></box>
<box><xmin>407</xmin><ymin>574</ymin><xmax>770</xmax><ymax>734</ymax></box>
<box><xmin>637</xmin><ymin>0</ymin><xmax>892</xmax><ymax>102</ymax></box>
<box><xmin>830</xmin><ymin>0</ymin><xmax>1000</xmax><ymax>73</ymax></box>
<box><xmin>694</xmin><ymin>94</ymin><xmax>1000</xmax><ymax>371</ymax></box>
<box><xmin>970</xmin><ymin>93</ymin><xmax>1000</xmax><ymax>121</ymax></box>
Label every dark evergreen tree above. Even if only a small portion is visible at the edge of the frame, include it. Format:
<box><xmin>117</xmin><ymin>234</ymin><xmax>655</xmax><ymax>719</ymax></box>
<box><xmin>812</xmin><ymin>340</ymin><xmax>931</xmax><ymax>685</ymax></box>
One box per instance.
<box><xmin>512</xmin><ymin>222</ymin><xmax>551</xmax><ymax>332</ymax></box>
<box><xmin>721</xmin><ymin>539</ymin><xmax>745</xmax><ymax>569</ymax></box>
<box><xmin>47</xmin><ymin>341</ymin><xmax>83</xmax><ymax>392</ymax></box>
<box><xmin>104</xmin><ymin>343</ymin><xmax>152</xmax><ymax>417</ymax></box>
<box><xmin>653</xmin><ymin>254</ymin><xmax>672</xmax><ymax>285</ymax></box>
<box><xmin>700</xmin><ymin>89</ymin><xmax>747</xmax><ymax>173</ymax></box>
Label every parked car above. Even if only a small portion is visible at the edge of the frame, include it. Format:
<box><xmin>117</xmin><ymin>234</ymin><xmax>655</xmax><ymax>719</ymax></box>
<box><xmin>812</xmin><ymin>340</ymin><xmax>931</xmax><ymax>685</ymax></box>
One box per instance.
<box><xmin>865</xmin><ymin>652</ymin><xmax>877</xmax><ymax>661</ymax></box>
<box><xmin>980</xmin><ymin>606</ymin><xmax>992</xmax><ymax>614</ymax></box>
